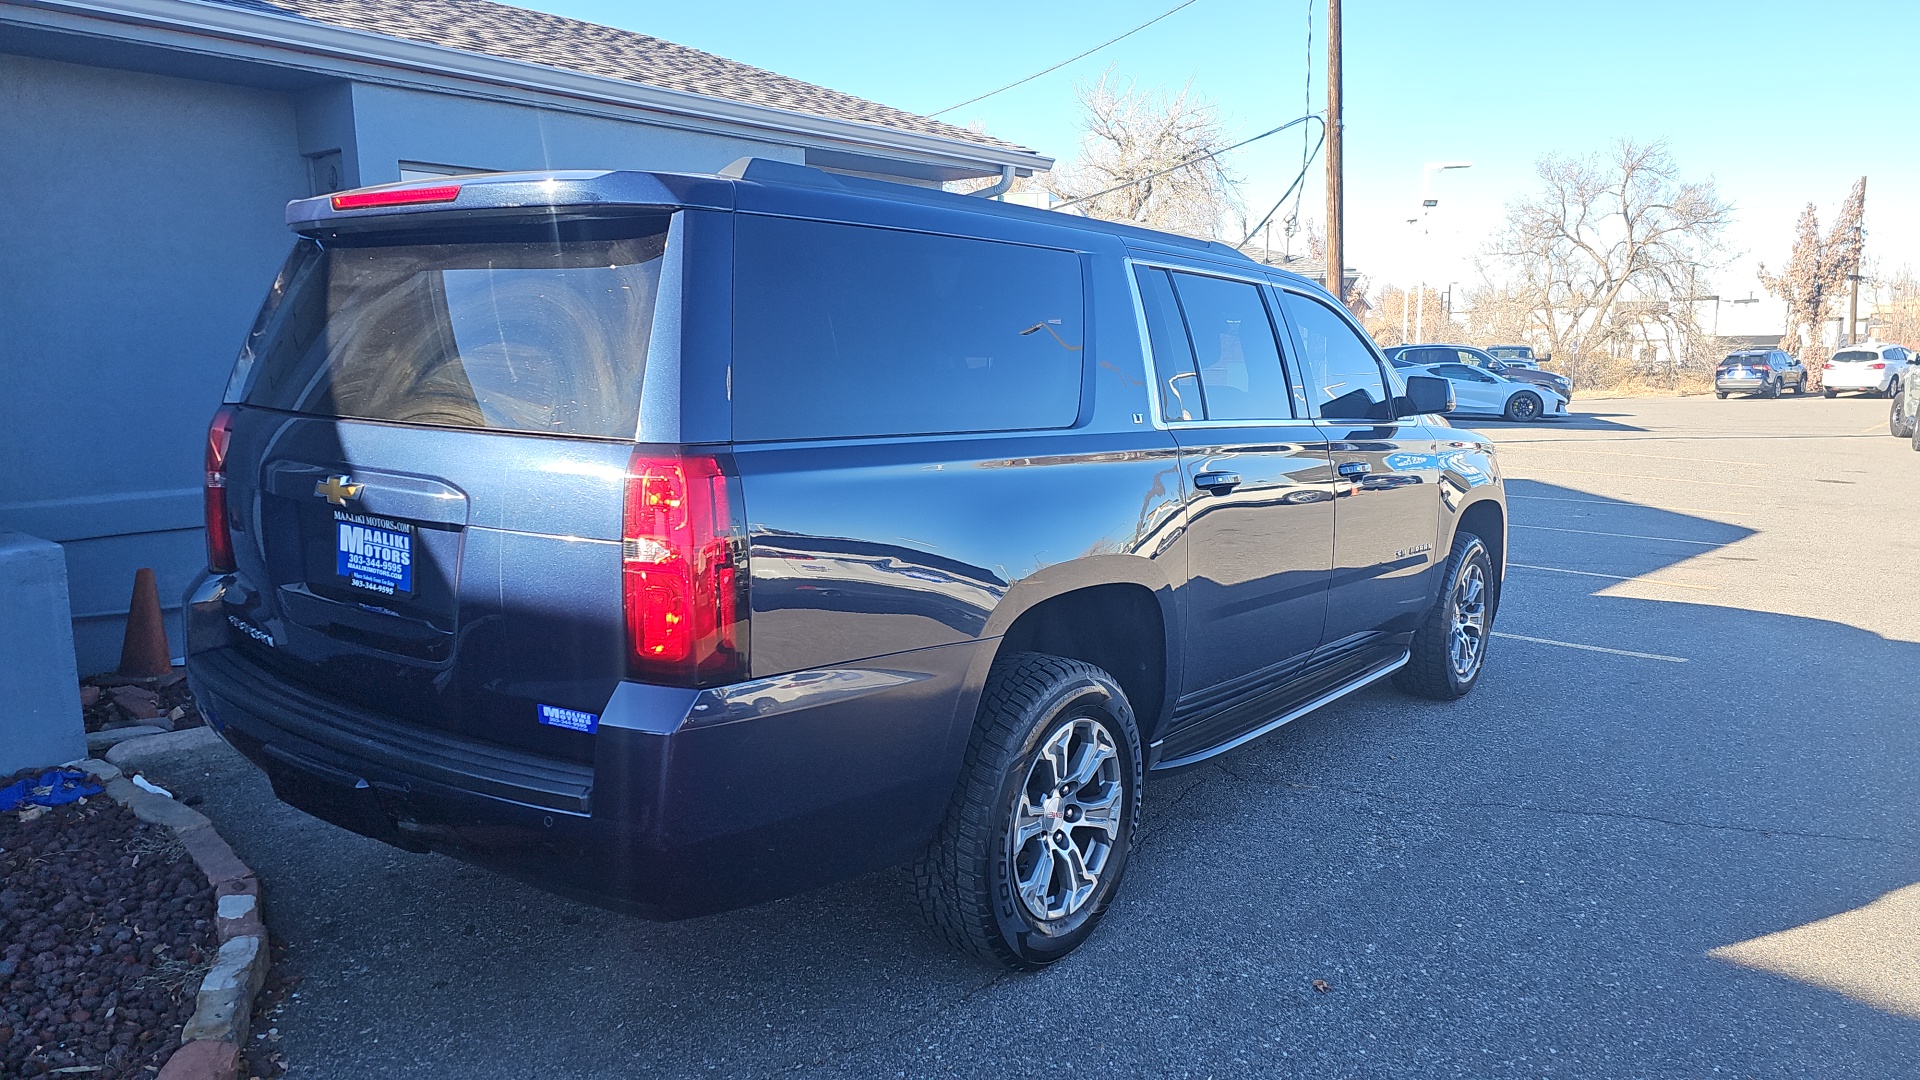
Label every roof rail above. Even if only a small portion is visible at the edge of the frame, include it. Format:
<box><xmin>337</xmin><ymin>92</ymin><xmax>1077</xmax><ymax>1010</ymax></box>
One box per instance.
<box><xmin>718</xmin><ymin>157</ymin><xmax>845</xmax><ymax>190</ymax></box>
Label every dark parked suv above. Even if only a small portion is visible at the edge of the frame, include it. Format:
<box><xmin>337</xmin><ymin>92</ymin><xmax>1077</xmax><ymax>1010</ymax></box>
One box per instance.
<box><xmin>185</xmin><ymin>160</ymin><xmax>1505</xmax><ymax>969</ymax></box>
<box><xmin>1714</xmin><ymin>348</ymin><xmax>1806</xmax><ymax>398</ymax></box>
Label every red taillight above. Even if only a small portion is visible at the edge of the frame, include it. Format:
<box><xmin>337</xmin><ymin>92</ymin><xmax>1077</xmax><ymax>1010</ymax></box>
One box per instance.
<box><xmin>622</xmin><ymin>452</ymin><xmax>745</xmax><ymax>686</ymax></box>
<box><xmin>204</xmin><ymin>405</ymin><xmax>237</xmax><ymax>574</ymax></box>
<box><xmin>329</xmin><ymin>184</ymin><xmax>461</xmax><ymax>211</ymax></box>
<box><xmin>1869</xmin><ymin>362</ymin><xmax>1886</xmax><ymax>370</ymax></box>
<box><xmin>1824</xmin><ymin>363</ymin><xmax>1837</xmax><ymax>370</ymax></box>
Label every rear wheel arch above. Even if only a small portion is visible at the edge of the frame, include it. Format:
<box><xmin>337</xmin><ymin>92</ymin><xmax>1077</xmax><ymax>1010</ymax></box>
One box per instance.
<box><xmin>983</xmin><ymin>581</ymin><xmax>1171</xmax><ymax>746</ymax></box>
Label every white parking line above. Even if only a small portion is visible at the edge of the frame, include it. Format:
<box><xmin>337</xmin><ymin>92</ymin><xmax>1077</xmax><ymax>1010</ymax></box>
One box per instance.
<box><xmin>1492</xmin><ymin>632</ymin><xmax>1687</xmax><ymax>663</ymax></box>
<box><xmin>1508</xmin><ymin>562</ymin><xmax>1718</xmax><ymax>590</ymax></box>
<box><xmin>1512</xmin><ymin>524</ymin><xmax>1723</xmax><ymax>546</ymax></box>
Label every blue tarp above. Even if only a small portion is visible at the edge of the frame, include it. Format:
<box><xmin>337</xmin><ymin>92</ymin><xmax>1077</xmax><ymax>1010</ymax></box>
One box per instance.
<box><xmin>0</xmin><ymin>768</ymin><xmax>104</xmax><ymax>813</ymax></box>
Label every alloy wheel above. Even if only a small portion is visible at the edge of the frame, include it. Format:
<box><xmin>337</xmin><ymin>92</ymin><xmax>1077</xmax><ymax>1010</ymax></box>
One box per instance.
<box><xmin>1448</xmin><ymin>562</ymin><xmax>1489</xmax><ymax>680</ymax></box>
<box><xmin>1511</xmin><ymin>394</ymin><xmax>1540</xmax><ymax>420</ymax></box>
<box><xmin>1009</xmin><ymin>717</ymin><xmax>1125</xmax><ymax>923</ymax></box>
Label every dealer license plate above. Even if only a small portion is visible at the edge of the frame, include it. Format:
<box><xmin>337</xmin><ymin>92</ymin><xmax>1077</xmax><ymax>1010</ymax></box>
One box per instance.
<box><xmin>334</xmin><ymin>511</ymin><xmax>414</xmax><ymax>596</ymax></box>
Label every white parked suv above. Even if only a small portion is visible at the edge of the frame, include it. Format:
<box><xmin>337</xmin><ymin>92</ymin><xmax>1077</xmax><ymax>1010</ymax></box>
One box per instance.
<box><xmin>1822</xmin><ymin>341</ymin><xmax>1910</xmax><ymax>398</ymax></box>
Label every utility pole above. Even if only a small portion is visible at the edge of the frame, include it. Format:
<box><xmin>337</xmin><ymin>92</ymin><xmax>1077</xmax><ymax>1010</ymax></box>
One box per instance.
<box><xmin>1847</xmin><ymin>274</ymin><xmax>1861</xmax><ymax>345</ymax></box>
<box><xmin>1323</xmin><ymin>0</ymin><xmax>1343</xmax><ymax>304</ymax></box>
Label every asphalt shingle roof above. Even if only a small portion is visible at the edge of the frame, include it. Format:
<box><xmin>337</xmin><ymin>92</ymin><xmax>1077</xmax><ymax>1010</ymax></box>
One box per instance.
<box><xmin>207</xmin><ymin>0</ymin><xmax>1029</xmax><ymax>153</ymax></box>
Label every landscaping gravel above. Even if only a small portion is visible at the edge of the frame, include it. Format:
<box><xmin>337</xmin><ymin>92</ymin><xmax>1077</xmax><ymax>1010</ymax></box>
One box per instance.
<box><xmin>0</xmin><ymin>769</ymin><xmax>216</xmax><ymax>1078</ymax></box>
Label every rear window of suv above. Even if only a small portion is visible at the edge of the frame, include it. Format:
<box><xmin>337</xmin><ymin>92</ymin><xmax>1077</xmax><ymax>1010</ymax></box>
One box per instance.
<box><xmin>732</xmin><ymin>216</ymin><xmax>1085</xmax><ymax>442</ymax></box>
<box><xmin>236</xmin><ymin>221</ymin><xmax>668</xmax><ymax>439</ymax></box>
<box><xmin>1832</xmin><ymin>351</ymin><xmax>1880</xmax><ymax>362</ymax></box>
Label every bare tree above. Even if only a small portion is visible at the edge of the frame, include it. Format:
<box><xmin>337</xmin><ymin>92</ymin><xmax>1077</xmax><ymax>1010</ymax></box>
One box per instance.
<box><xmin>1362</xmin><ymin>283</ymin><xmax>1455</xmax><ymax>347</ymax></box>
<box><xmin>1867</xmin><ymin>264</ymin><xmax>1920</xmax><ymax>345</ymax></box>
<box><xmin>1759</xmin><ymin>177</ymin><xmax>1866</xmax><ymax>385</ymax></box>
<box><xmin>1047</xmin><ymin>71</ymin><xmax>1241</xmax><ymax>239</ymax></box>
<box><xmin>1479</xmin><ymin>140</ymin><xmax>1731</xmax><ymax>385</ymax></box>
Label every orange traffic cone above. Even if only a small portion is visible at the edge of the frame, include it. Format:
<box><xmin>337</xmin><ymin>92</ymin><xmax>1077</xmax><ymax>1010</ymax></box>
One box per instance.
<box><xmin>116</xmin><ymin>567</ymin><xmax>174</xmax><ymax>679</ymax></box>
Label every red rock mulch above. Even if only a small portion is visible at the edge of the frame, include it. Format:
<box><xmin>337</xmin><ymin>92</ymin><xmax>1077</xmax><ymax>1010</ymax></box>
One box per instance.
<box><xmin>80</xmin><ymin>672</ymin><xmax>205</xmax><ymax>736</ymax></box>
<box><xmin>0</xmin><ymin>771</ymin><xmax>216</xmax><ymax>1078</ymax></box>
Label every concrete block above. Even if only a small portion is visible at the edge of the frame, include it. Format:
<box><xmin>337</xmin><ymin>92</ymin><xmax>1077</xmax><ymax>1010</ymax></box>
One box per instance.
<box><xmin>0</xmin><ymin>532</ymin><xmax>86</xmax><ymax>774</ymax></box>
<box><xmin>87</xmin><ymin>724</ymin><xmax>167</xmax><ymax>752</ymax></box>
<box><xmin>105</xmin><ymin>724</ymin><xmax>223</xmax><ymax>766</ymax></box>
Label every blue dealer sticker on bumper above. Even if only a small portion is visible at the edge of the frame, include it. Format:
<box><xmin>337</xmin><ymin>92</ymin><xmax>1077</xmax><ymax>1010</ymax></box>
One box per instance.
<box><xmin>537</xmin><ymin>704</ymin><xmax>599</xmax><ymax>733</ymax></box>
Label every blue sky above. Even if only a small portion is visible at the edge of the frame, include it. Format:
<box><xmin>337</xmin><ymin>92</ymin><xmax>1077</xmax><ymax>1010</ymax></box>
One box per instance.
<box><xmin>524</xmin><ymin>0</ymin><xmax>1917</xmax><ymax>334</ymax></box>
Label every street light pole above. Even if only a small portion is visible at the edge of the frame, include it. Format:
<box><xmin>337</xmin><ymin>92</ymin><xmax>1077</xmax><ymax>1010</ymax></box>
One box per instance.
<box><xmin>1410</xmin><ymin>162</ymin><xmax>1471</xmax><ymax>344</ymax></box>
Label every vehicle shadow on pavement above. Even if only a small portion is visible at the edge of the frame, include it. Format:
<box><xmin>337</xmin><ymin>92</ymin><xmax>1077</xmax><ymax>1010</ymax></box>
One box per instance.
<box><xmin>137</xmin><ymin>481</ymin><xmax>1920</xmax><ymax>1079</ymax></box>
<box><xmin>1450</xmin><ymin>408</ymin><xmax>1647</xmax><ymax>433</ymax></box>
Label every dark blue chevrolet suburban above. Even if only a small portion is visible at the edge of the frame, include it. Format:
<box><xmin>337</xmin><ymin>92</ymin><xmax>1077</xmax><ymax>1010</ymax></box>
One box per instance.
<box><xmin>185</xmin><ymin>159</ymin><xmax>1504</xmax><ymax>969</ymax></box>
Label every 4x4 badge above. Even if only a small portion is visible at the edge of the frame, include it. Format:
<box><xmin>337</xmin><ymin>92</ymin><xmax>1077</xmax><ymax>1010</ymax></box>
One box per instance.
<box><xmin>315</xmin><ymin>475</ymin><xmax>363</xmax><ymax>506</ymax></box>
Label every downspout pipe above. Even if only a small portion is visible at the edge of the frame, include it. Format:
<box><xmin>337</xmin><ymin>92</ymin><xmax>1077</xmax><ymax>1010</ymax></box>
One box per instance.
<box><xmin>969</xmin><ymin>165</ymin><xmax>1015</xmax><ymax>199</ymax></box>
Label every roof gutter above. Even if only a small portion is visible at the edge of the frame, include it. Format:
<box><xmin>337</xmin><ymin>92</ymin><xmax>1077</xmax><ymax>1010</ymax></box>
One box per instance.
<box><xmin>9</xmin><ymin>0</ymin><xmax>1055</xmax><ymax>175</ymax></box>
<box><xmin>967</xmin><ymin>165</ymin><xmax>1015</xmax><ymax>199</ymax></box>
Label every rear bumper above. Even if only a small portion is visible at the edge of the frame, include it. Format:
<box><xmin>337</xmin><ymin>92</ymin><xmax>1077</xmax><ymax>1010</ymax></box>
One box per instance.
<box><xmin>1716</xmin><ymin>377</ymin><xmax>1768</xmax><ymax>391</ymax></box>
<box><xmin>1822</xmin><ymin>373</ymin><xmax>1887</xmax><ymax>391</ymax></box>
<box><xmin>183</xmin><ymin>573</ymin><xmax>982</xmax><ymax>919</ymax></box>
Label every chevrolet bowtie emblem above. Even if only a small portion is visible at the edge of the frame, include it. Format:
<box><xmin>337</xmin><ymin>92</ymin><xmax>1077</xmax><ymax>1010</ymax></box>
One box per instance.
<box><xmin>315</xmin><ymin>475</ymin><xmax>364</xmax><ymax>506</ymax></box>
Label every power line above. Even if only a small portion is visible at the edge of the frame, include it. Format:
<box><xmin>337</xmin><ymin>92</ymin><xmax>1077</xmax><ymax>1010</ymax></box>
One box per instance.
<box><xmin>1052</xmin><ymin>113</ymin><xmax>1324</xmax><ymax>212</ymax></box>
<box><xmin>927</xmin><ymin>0</ymin><xmax>1203</xmax><ymax>118</ymax></box>
<box><xmin>1238</xmin><ymin>119</ymin><xmax>1327</xmax><ymax>253</ymax></box>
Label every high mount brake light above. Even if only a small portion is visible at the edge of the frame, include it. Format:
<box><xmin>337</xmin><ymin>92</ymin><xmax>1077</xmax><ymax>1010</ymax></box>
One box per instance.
<box><xmin>329</xmin><ymin>184</ymin><xmax>462</xmax><ymax>211</ymax></box>
<box><xmin>205</xmin><ymin>406</ymin><xmax>237</xmax><ymax>574</ymax></box>
<box><xmin>622</xmin><ymin>453</ymin><xmax>746</xmax><ymax>686</ymax></box>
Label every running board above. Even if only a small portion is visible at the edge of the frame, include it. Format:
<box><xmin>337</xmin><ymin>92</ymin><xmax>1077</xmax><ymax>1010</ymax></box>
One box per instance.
<box><xmin>1148</xmin><ymin>652</ymin><xmax>1409</xmax><ymax>771</ymax></box>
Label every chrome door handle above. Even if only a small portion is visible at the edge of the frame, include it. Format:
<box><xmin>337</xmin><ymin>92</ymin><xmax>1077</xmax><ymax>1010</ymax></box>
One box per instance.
<box><xmin>1193</xmin><ymin>471</ymin><xmax>1241</xmax><ymax>494</ymax></box>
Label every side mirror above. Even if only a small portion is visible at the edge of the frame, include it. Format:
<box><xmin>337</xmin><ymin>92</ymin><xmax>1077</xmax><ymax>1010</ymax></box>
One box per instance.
<box><xmin>1398</xmin><ymin>374</ymin><xmax>1455</xmax><ymax>417</ymax></box>
<box><xmin>1538</xmin><ymin>352</ymin><xmax>1552</xmax><ymax>363</ymax></box>
<box><xmin>1488</xmin><ymin>360</ymin><xmax>1509</xmax><ymax>375</ymax></box>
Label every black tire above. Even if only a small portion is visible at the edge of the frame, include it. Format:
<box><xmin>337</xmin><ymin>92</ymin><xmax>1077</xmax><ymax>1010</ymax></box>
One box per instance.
<box><xmin>1912</xmin><ymin>410</ymin><xmax>1920</xmax><ymax>452</ymax></box>
<box><xmin>1764</xmin><ymin>379</ymin><xmax>1780</xmax><ymax>399</ymax></box>
<box><xmin>1884</xmin><ymin>382</ymin><xmax>1900</xmax><ymax>400</ymax></box>
<box><xmin>1505</xmin><ymin>391</ymin><xmax>1543</xmax><ymax>421</ymax></box>
<box><xmin>1395</xmin><ymin>530</ymin><xmax>1494</xmax><ymax>701</ymax></box>
<box><xmin>1715</xmin><ymin>391</ymin><xmax>1728</xmax><ymax>399</ymax></box>
<box><xmin>1823</xmin><ymin>388</ymin><xmax>1837</xmax><ymax>399</ymax></box>
<box><xmin>915</xmin><ymin>652</ymin><xmax>1143</xmax><ymax>970</ymax></box>
<box><xmin>1891</xmin><ymin>391</ymin><xmax>1913</xmax><ymax>439</ymax></box>
<box><xmin>1793</xmin><ymin>375</ymin><xmax>1806</xmax><ymax>395</ymax></box>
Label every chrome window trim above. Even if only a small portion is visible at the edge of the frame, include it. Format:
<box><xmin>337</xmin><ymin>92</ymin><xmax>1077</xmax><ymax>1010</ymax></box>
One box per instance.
<box><xmin>1123</xmin><ymin>255</ymin><xmax>1312</xmax><ymax>429</ymax></box>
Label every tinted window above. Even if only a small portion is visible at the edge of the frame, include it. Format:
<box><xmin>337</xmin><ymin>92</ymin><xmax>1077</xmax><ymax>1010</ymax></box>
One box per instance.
<box><xmin>732</xmin><ymin>216</ymin><xmax>1084</xmax><ymax>441</ymax></box>
<box><xmin>242</xmin><ymin>229</ymin><xmax>667</xmax><ymax>437</ymax></box>
<box><xmin>1135</xmin><ymin>267</ymin><xmax>1203</xmax><ymax>421</ymax></box>
<box><xmin>1283</xmin><ymin>292</ymin><xmax>1392</xmax><ymax>421</ymax></box>
<box><xmin>1833</xmin><ymin>350</ymin><xmax>1879</xmax><ymax>363</ymax></box>
<box><xmin>1433</xmin><ymin>363</ymin><xmax>1493</xmax><ymax>382</ymax></box>
<box><xmin>1168</xmin><ymin>272</ymin><xmax>1294</xmax><ymax>420</ymax></box>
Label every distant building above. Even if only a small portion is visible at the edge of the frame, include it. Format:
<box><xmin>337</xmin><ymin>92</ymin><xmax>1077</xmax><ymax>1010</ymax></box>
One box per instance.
<box><xmin>0</xmin><ymin>0</ymin><xmax>1049</xmax><ymax>671</ymax></box>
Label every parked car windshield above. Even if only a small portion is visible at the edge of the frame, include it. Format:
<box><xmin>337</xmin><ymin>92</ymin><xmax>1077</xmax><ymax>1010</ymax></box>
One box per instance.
<box><xmin>235</xmin><ymin>222</ymin><xmax>668</xmax><ymax>438</ymax></box>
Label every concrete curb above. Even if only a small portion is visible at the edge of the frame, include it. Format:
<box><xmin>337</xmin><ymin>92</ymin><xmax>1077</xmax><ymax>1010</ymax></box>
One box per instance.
<box><xmin>104</xmin><ymin>725</ymin><xmax>224</xmax><ymax>768</ymax></box>
<box><xmin>78</xmin><ymin>756</ymin><xmax>268</xmax><ymax>1080</ymax></box>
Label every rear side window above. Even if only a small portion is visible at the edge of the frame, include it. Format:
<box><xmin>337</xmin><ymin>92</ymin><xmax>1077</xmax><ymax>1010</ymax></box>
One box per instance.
<box><xmin>1282</xmin><ymin>292</ymin><xmax>1392</xmax><ymax>421</ymax></box>
<box><xmin>240</xmin><ymin>226</ymin><xmax>668</xmax><ymax>438</ymax></box>
<box><xmin>1833</xmin><ymin>351</ymin><xmax>1879</xmax><ymax>362</ymax></box>
<box><xmin>1166</xmin><ymin>272</ymin><xmax>1295</xmax><ymax>421</ymax></box>
<box><xmin>732</xmin><ymin>216</ymin><xmax>1084</xmax><ymax>441</ymax></box>
<box><xmin>1135</xmin><ymin>268</ymin><xmax>1203</xmax><ymax>421</ymax></box>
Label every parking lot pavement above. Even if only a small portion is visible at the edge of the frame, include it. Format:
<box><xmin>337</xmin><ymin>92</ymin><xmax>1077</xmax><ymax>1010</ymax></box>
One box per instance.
<box><xmin>140</xmin><ymin>393</ymin><xmax>1920</xmax><ymax>1078</ymax></box>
